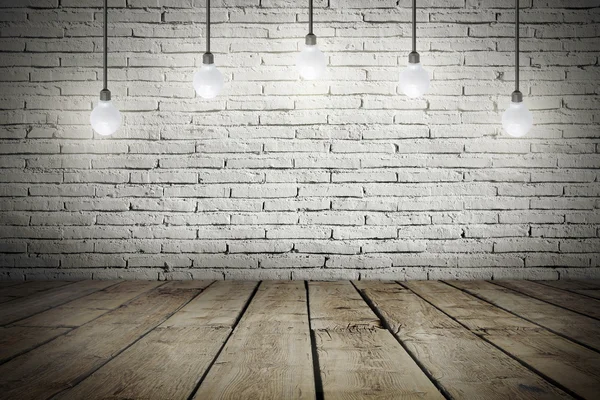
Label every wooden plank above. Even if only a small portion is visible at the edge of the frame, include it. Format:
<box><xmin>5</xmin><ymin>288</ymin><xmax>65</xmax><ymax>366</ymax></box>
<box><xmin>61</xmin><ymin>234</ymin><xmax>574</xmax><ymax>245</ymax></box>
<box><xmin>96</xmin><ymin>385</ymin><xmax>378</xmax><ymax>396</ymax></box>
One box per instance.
<box><xmin>541</xmin><ymin>281</ymin><xmax>600</xmax><ymax>290</ymax></box>
<box><xmin>311</xmin><ymin>281</ymin><xmax>443</xmax><ymax>400</ymax></box>
<box><xmin>15</xmin><ymin>281</ymin><xmax>161</xmax><ymax>328</ymax></box>
<box><xmin>355</xmin><ymin>280</ymin><xmax>570</xmax><ymax>400</ymax></box>
<box><xmin>0</xmin><ymin>282</ymin><xmax>22</xmax><ymax>287</ymax></box>
<box><xmin>539</xmin><ymin>280</ymin><xmax>600</xmax><ymax>300</ymax></box>
<box><xmin>449</xmin><ymin>280</ymin><xmax>600</xmax><ymax>351</ymax></box>
<box><xmin>161</xmin><ymin>281</ymin><xmax>255</xmax><ymax>329</ymax></box>
<box><xmin>0</xmin><ymin>326</ymin><xmax>70</xmax><ymax>363</ymax></box>
<box><xmin>0</xmin><ymin>280</ymin><xmax>116</xmax><ymax>326</ymax></box>
<box><xmin>193</xmin><ymin>281</ymin><xmax>315</xmax><ymax>400</ymax></box>
<box><xmin>55</xmin><ymin>281</ymin><xmax>256</xmax><ymax>400</ymax></box>
<box><xmin>0</xmin><ymin>281</ymin><xmax>161</xmax><ymax>363</ymax></box>
<box><xmin>493</xmin><ymin>280</ymin><xmax>600</xmax><ymax>320</ymax></box>
<box><xmin>309</xmin><ymin>281</ymin><xmax>382</xmax><ymax>331</ymax></box>
<box><xmin>0</xmin><ymin>281</ymin><xmax>73</xmax><ymax>304</ymax></box>
<box><xmin>0</xmin><ymin>281</ymin><xmax>212</xmax><ymax>400</ymax></box>
<box><xmin>406</xmin><ymin>280</ymin><xmax>600</xmax><ymax>399</ymax></box>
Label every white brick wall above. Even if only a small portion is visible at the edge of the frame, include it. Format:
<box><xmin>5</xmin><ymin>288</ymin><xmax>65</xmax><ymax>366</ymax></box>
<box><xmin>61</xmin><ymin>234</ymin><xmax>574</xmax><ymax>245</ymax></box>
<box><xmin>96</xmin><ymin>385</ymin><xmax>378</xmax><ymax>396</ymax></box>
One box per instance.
<box><xmin>0</xmin><ymin>0</ymin><xmax>599</xmax><ymax>281</ymax></box>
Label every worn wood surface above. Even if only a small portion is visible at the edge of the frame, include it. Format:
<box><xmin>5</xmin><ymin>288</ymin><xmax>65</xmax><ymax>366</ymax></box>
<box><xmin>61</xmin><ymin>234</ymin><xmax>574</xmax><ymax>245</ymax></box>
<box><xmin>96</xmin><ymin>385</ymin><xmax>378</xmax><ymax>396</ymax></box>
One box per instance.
<box><xmin>406</xmin><ymin>280</ymin><xmax>600</xmax><ymax>399</ymax></box>
<box><xmin>1</xmin><ymin>280</ymin><xmax>599</xmax><ymax>400</ymax></box>
<box><xmin>56</xmin><ymin>281</ymin><xmax>256</xmax><ymax>400</ymax></box>
<box><xmin>493</xmin><ymin>280</ymin><xmax>600</xmax><ymax>320</ymax></box>
<box><xmin>309</xmin><ymin>281</ymin><xmax>382</xmax><ymax>331</ymax></box>
<box><xmin>356</xmin><ymin>280</ymin><xmax>570</xmax><ymax>400</ymax></box>
<box><xmin>0</xmin><ymin>281</ymin><xmax>211</xmax><ymax>400</ymax></box>
<box><xmin>193</xmin><ymin>281</ymin><xmax>315</xmax><ymax>400</ymax></box>
<box><xmin>0</xmin><ymin>281</ymin><xmax>162</xmax><ymax>363</ymax></box>
<box><xmin>0</xmin><ymin>281</ymin><xmax>73</xmax><ymax>304</ymax></box>
<box><xmin>449</xmin><ymin>280</ymin><xmax>600</xmax><ymax>351</ymax></box>
<box><xmin>311</xmin><ymin>281</ymin><xmax>443</xmax><ymax>400</ymax></box>
<box><xmin>539</xmin><ymin>280</ymin><xmax>600</xmax><ymax>300</ymax></box>
<box><xmin>0</xmin><ymin>280</ymin><xmax>116</xmax><ymax>326</ymax></box>
<box><xmin>0</xmin><ymin>325</ymin><xmax>69</xmax><ymax>364</ymax></box>
<box><xmin>16</xmin><ymin>281</ymin><xmax>161</xmax><ymax>328</ymax></box>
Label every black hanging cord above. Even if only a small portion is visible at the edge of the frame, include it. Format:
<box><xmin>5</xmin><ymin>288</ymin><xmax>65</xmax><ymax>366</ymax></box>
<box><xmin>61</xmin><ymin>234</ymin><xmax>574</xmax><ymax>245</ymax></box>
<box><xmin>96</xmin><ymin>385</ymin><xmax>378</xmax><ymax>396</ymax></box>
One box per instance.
<box><xmin>412</xmin><ymin>0</ymin><xmax>416</xmax><ymax>53</ymax></box>
<box><xmin>515</xmin><ymin>0</ymin><xmax>519</xmax><ymax>93</ymax></box>
<box><xmin>206</xmin><ymin>0</ymin><xmax>211</xmax><ymax>54</ymax></box>
<box><xmin>103</xmin><ymin>0</ymin><xmax>108</xmax><ymax>91</ymax></box>
<box><xmin>309</xmin><ymin>0</ymin><xmax>313</xmax><ymax>35</ymax></box>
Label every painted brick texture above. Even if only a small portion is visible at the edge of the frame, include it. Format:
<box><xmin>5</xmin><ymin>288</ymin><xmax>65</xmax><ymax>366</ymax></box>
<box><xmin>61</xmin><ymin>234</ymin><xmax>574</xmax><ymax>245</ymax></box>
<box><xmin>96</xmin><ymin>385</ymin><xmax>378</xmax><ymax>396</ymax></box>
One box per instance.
<box><xmin>0</xmin><ymin>0</ymin><xmax>598</xmax><ymax>281</ymax></box>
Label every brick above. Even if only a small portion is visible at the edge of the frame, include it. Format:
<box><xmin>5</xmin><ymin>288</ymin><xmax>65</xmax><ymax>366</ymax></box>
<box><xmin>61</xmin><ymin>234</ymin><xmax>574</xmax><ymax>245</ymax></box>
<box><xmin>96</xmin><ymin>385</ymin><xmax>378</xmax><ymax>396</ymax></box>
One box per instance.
<box><xmin>0</xmin><ymin>1</ymin><xmax>597</xmax><ymax>281</ymax></box>
<box><xmin>260</xmin><ymin>255</ymin><xmax>324</xmax><ymax>269</ymax></box>
<box><xmin>464</xmin><ymin>224</ymin><xmax>529</xmax><ymax>238</ymax></box>
<box><xmin>362</xmin><ymin>240</ymin><xmax>427</xmax><ymax>253</ymax></box>
<box><xmin>294</xmin><ymin>240</ymin><xmax>361</xmax><ymax>255</ymax></box>
<box><xmin>266</xmin><ymin>226</ymin><xmax>331</xmax><ymax>239</ymax></box>
<box><xmin>228</xmin><ymin>240</ymin><xmax>293</xmax><ymax>254</ymax></box>
<box><xmin>333</xmin><ymin>227</ymin><xmax>396</xmax><ymax>240</ymax></box>
<box><xmin>326</xmin><ymin>255</ymin><xmax>392</xmax><ymax>269</ymax></box>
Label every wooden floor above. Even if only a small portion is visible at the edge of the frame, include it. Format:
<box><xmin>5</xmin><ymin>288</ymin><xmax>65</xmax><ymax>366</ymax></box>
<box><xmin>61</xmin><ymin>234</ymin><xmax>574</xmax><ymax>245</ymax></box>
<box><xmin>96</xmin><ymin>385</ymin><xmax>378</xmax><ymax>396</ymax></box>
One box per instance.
<box><xmin>0</xmin><ymin>280</ymin><xmax>599</xmax><ymax>399</ymax></box>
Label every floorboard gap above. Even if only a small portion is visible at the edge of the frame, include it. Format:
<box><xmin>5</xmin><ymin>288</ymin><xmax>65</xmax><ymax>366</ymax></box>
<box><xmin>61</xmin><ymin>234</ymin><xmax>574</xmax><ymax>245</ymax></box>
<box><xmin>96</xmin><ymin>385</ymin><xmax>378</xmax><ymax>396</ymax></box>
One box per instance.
<box><xmin>488</xmin><ymin>280</ymin><xmax>600</xmax><ymax>322</ymax></box>
<box><xmin>407</xmin><ymin>281</ymin><xmax>584</xmax><ymax>400</ymax></box>
<box><xmin>533</xmin><ymin>280</ymin><xmax>600</xmax><ymax>301</ymax></box>
<box><xmin>2</xmin><ymin>280</ymin><xmax>124</xmax><ymax>328</ymax></box>
<box><xmin>0</xmin><ymin>281</ymin><xmax>79</xmax><ymax>305</ymax></box>
<box><xmin>185</xmin><ymin>280</ymin><xmax>262</xmax><ymax>400</ymax></box>
<box><xmin>350</xmin><ymin>281</ymin><xmax>453</xmax><ymax>400</ymax></box>
<box><xmin>443</xmin><ymin>280</ymin><xmax>600</xmax><ymax>355</ymax></box>
<box><xmin>305</xmin><ymin>280</ymin><xmax>324</xmax><ymax>400</ymax></box>
<box><xmin>48</xmin><ymin>281</ymin><xmax>214</xmax><ymax>400</ymax></box>
<box><xmin>0</xmin><ymin>281</ymin><xmax>168</xmax><ymax>367</ymax></box>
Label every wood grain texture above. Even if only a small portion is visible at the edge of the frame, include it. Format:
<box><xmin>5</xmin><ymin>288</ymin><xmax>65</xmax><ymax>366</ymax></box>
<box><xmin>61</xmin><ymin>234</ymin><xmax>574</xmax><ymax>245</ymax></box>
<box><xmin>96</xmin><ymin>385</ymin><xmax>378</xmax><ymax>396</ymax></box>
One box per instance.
<box><xmin>193</xmin><ymin>281</ymin><xmax>316</xmax><ymax>400</ymax></box>
<box><xmin>0</xmin><ymin>281</ymin><xmax>161</xmax><ymax>363</ymax></box>
<box><xmin>449</xmin><ymin>280</ymin><xmax>600</xmax><ymax>351</ymax></box>
<box><xmin>356</xmin><ymin>280</ymin><xmax>570</xmax><ymax>400</ymax></box>
<box><xmin>162</xmin><ymin>280</ymin><xmax>257</xmax><ymax>328</ymax></box>
<box><xmin>0</xmin><ymin>326</ymin><xmax>69</xmax><ymax>364</ymax></box>
<box><xmin>15</xmin><ymin>281</ymin><xmax>161</xmax><ymax>328</ymax></box>
<box><xmin>493</xmin><ymin>280</ymin><xmax>600</xmax><ymax>320</ymax></box>
<box><xmin>55</xmin><ymin>281</ymin><xmax>256</xmax><ymax>400</ymax></box>
<box><xmin>2</xmin><ymin>279</ymin><xmax>599</xmax><ymax>400</ymax></box>
<box><xmin>0</xmin><ymin>280</ymin><xmax>117</xmax><ymax>326</ymax></box>
<box><xmin>0</xmin><ymin>281</ymin><xmax>211</xmax><ymax>400</ymax></box>
<box><xmin>311</xmin><ymin>281</ymin><xmax>443</xmax><ymax>400</ymax></box>
<box><xmin>539</xmin><ymin>280</ymin><xmax>600</xmax><ymax>300</ymax></box>
<box><xmin>309</xmin><ymin>281</ymin><xmax>382</xmax><ymax>331</ymax></box>
<box><xmin>0</xmin><ymin>281</ymin><xmax>73</xmax><ymax>304</ymax></box>
<box><xmin>406</xmin><ymin>280</ymin><xmax>600</xmax><ymax>399</ymax></box>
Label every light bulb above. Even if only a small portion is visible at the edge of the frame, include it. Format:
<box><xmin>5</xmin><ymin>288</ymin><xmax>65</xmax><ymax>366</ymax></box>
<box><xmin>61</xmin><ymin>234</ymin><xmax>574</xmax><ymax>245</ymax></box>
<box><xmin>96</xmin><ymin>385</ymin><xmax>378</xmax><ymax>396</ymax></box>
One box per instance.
<box><xmin>399</xmin><ymin>62</ymin><xmax>430</xmax><ymax>98</ymax></box>
<box><xmin>193</xmin><ymin>63</ymin><xmax>224</xmax><ymax>99</ymax></box>
<box><xmin>502</xmin><ymin>101</ymin><xmax>533</xmax><ymax>137</ymax></box>
<box><xmin>297</xmin><ymin>45</ymin><xmax>326</xmax><ymax>80</ymax></box>
<box><xmin>90</xmin><ymin>100</ymin><xmax>121</xmax><ymax>136</ymax></box>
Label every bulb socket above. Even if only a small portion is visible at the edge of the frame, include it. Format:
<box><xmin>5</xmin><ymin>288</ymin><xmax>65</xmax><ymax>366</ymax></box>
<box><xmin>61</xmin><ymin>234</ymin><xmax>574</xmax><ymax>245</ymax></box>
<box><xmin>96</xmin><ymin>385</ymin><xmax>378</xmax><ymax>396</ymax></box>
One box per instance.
<box><xmin>305</xmin><ymin>33</ymin><xmax>317</xmax><ymax>46</ymax></box>
<box><xmin>99</xmin><ymin>89</ymin><xmax>111</xmax><ymax>101</ymax></box>
<box><xmin>408</xmin><ymin>51</ymin><xmax>420</xmax><ymax>64</ymax></box>
<box><xmin>511</xmin><ymin>90</ymin><xmax>523</xmax><ymax>103</ymax></box>
<box><xmin>203</xmin><ymin>52</ymin><xmax>214</xmax><ymax>65</ymax></box>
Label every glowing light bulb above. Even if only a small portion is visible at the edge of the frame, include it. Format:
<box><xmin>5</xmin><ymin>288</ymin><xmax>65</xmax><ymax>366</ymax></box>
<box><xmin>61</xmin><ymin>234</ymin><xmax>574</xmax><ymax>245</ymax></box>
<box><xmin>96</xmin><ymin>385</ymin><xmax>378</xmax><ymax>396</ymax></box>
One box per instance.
<box><xmin>399</xmin><ymin>62</ymin><xmax>430</xmax><ymax>98</ymax></box>
<box><xmin>502</xmin><ymin>101</ymin><xmax>533</xmax><ymax>137</ymax></box>
<box><xmin>90</xmin><ymin>100</ymin><xmax>121</xmax><ymax>136</ymax></box>
<box><xmin>193</xmin><ymin>63</ymin><xmax>224</xmax><ymax>99</ymax></box>
<box><xmin>297</xmin><ymin>44</ymin><xmax>326</xmax><ymax>80</ymax></box>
